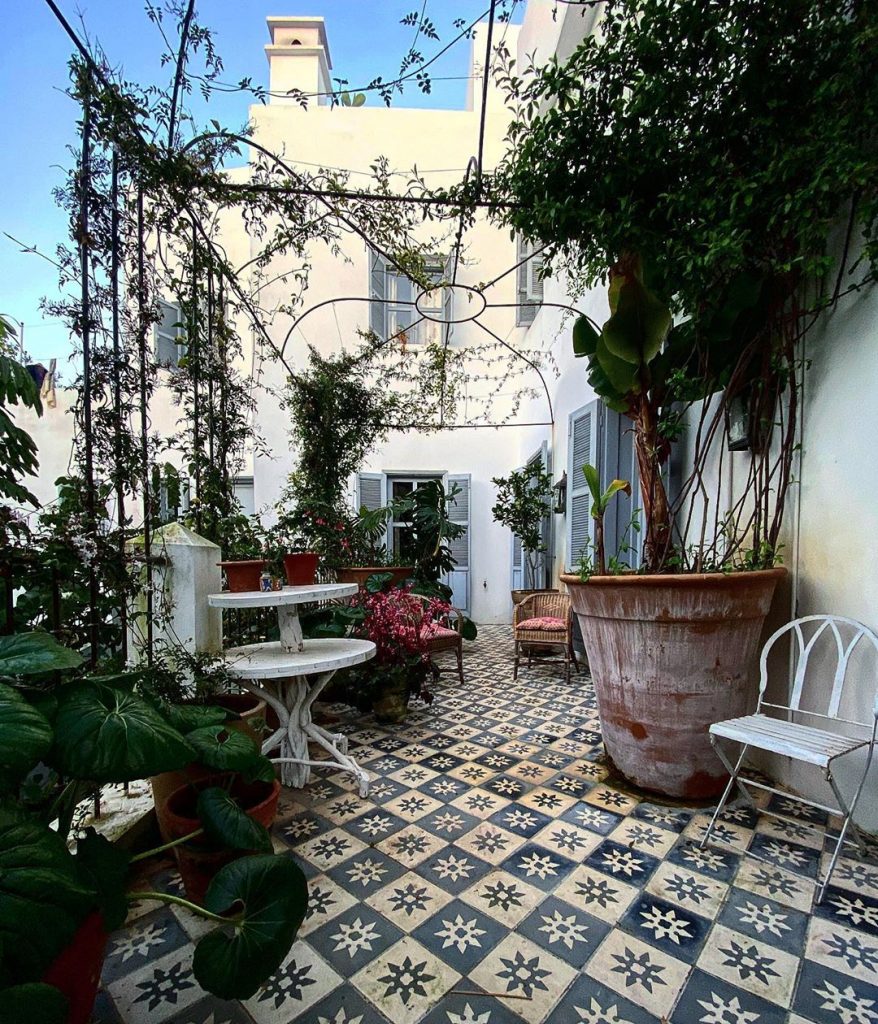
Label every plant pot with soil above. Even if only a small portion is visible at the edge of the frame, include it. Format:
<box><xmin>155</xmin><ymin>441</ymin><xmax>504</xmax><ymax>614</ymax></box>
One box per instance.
<box><xmin>151</xmin><ymin>693</ymin><xmax>267</xmax><ymax>842</ymax></box>
<box><xmin>283</xmin><ymin>551</ymin><xmax>319</xmax><ymax>586</ymax></box>
<box><xmin>163</xmin><ymin>773</ymin><xmax>282</xmax><ymax>905</ymax></box>
<box><xmin>562</xmin><ymin>568</ymin><xmax>785</xmax><ymax>797</ymax></box>
<box><xmin>218</xmin><ymin>559</ymin><xmax>267</xmax><ymax>593</ymax></box>
<box><xmin>337</xmin><ymin>565</ymin><xmax>414</xmax><ymax>589</ymax></box>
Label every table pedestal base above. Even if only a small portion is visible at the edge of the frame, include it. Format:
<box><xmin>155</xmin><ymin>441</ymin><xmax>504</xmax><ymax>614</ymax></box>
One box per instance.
<box><xmin>238</xmin><ymin>671</ymin><xmax>370</xmax><ymax>797</ymax></box>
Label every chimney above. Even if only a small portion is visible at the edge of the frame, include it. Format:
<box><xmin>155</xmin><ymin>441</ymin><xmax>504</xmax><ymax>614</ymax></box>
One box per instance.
<box><xmin>265</xmin><ymin>16</ymin><xmax>332</xmax><ymax>105</ymax></box>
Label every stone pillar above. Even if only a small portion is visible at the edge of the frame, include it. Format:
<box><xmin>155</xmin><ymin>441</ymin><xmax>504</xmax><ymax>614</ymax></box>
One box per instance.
<box><xmin>127</xmin><ymin>523</ymin><xmax>222</xmax><ymax>662</ymax></box>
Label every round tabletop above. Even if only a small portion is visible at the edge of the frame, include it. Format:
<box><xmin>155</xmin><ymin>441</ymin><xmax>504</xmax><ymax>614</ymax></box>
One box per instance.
<box><xmin>221</xmin><ymin>638</ymin><xmax>376</xmax><ymax>679</ymax></box>
<box><xmin>208</xmin><ymin>582</ymin><xmax>358</xmax><ymax>610</ymax></box>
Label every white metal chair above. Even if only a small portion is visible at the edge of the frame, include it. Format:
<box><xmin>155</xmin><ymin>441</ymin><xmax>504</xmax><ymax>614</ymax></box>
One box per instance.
<box><xmin>701</xmin><ymin>615</ymin><xmax>878</xmax><ymax>902</ymax></box>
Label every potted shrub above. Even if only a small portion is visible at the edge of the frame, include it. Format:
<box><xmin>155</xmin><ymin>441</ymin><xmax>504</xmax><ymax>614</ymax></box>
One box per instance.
<box><xmin>337</xmin><ymin>586</ymin><xmax>447</xmax><ymax>723</ymax></box>
<box><xmin>491</xmin><ymin>462</ymin><xmax>555</xmax><ymax>605</ymax></box>
<box><xmin>217</xmin><ymin>511</ymin><xmax>267</xmax><ymax>593</ymax></box>
<box><xmin>335</xmin><ymin>504</ymin><xmax>414</xmax><ymax>589</ymax></box>
<box><xmin>0</xmin><ymin>631</ymin><xmax>307</xmax><ymax>1022</ymax></box>
<box><xmin>475</xmin><ymin>0</ymin><xmax>878</xmax><ymax>796</ymax></box>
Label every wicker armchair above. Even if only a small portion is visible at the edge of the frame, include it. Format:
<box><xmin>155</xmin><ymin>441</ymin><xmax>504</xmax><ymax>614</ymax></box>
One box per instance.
<box><xmin>413</xmin><ymin>594</ymin><xmax>466</xmax><ymax>685</ymax></box>
<box><xmin>513</xmin><ymin>591</ymin><xmax>579</xmax><ymax>683</ymax></box>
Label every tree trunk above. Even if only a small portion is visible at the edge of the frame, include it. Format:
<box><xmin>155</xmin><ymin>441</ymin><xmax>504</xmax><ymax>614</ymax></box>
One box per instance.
<box><xmin>633</xmin><ymin>396</ymin><xmax>673</xmax><ymax>570</ymax></box>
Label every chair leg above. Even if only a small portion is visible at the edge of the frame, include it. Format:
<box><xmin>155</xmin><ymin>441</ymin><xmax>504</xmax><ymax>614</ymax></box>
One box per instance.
<box><xmin>513</xmin><ymin>640</ymin><xmax>520</xmax><ymax>680</ymax></box>
<box><xmin>701</xmin><ymin>738</ymin><xmax>751</xmax><ymax>849</ymax></box>
<box><xmin>456</xmin><ymin>642</ymin><xmax>464</xmax><ymax>686</ymax></box>
<box><xmin>564</xmin><ymin>648</ymin><xmax>571</xmax><ymax>685</ymax></box>
<box><xmin>821</xmin><ymin>762</ymin><xmax>874</xmax><ymax>902</ymax></box>
<box><xmin>570</xmin><ymin>642</ymin><xmax>580</xmax><ymax>674</ymax></box>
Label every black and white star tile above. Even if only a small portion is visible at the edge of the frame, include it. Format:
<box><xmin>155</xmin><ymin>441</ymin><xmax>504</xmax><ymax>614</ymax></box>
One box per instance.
<box><xmin>98</xmin><ymin>624</ymin><xmax>878</xmax><ymax>1024</ymax></box>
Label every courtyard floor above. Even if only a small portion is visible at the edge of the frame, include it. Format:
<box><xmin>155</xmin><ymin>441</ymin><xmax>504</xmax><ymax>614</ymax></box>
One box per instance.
<box><xmin>97</xmin><ymin>625</ymin><xmax>878</xmax><ymax>1024</ymax></box>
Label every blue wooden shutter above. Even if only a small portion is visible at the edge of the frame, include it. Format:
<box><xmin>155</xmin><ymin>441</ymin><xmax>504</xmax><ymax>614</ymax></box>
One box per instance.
<box><xmin>567</xmin><ymin>402</ymin><xmax>598</xmax><ymax>571</ymax></box>
<box><xmin>445</xmin><ymin>474</ymin><xmax>470</xmax><ymax>613</ymax></box>
<box><xmin>511</xmin><ymin>532</ymin><xmax>523</xmax><ymax>593</ymax></box>
<box><xmin>369</xmin><ymin>252</ymin><xmax>386</xmax><ymax>338</ymax></box>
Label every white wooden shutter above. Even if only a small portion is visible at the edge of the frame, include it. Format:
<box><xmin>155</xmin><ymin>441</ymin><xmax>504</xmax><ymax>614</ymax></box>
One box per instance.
<box><xmin>356</xmin><ymin>472</ymin><xmax>385</xmax><ymax>512</ymax></box>
<box><xmin>567</xmin><ymin>402</ymin><xmax>598</xmax><ymax>571</ymax></box>
<box><xmin>445</xmin><ymin>474</ymin><xmax>470</xmax><ymax>613</ymax></box>
<box><xmin>516</xmin><ymin>237</ymin><xmax>543</xmax><ymax>326</ymax></box>
<box><xmin>156</xmin><ymin>299</ymin><xmax>182</xmax><ymax>367</ymax></box>
<box><xmin>369</xmin><ymin>251</ymin><xmax>386</xmax><ymax>338</ymax></box>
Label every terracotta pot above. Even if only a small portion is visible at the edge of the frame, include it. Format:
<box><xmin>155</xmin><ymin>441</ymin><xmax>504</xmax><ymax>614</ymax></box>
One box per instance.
<box><xmin>42</xmin><ymin>911</ymin><xmax>107</xmax><ymax>1024</ymax></box>
<box><xmin>561</xmin><ymin>569</ymin><xmax>785</xmax><ymax>799</ymax></box>
<box><xmin>337</xmin><ymin>565</ymin><xmax>414</xmax><ymax>589</ymax></box>
<box><xmin>373</xmin><ymin>676</ymin><xmax>410</xmax><ymax>723</ymax></box>
<box><xmin>283</xmin><ymin>551</ymin><xmax>319</xmax><ymax>586</ymax></box>
<box><xmin>218</xmin><ymin>559</ymin><xmax>266</xmax><ymax>593</ymax></box>
<box><xmin>151</xmin><ymin>693</ymin><xmax>267</xmax><ymax>842</ymax></box>
<box><xmin>164</xmin><ymin>774</ymin><xmax>281</xmax><ymax>905</ymax></box>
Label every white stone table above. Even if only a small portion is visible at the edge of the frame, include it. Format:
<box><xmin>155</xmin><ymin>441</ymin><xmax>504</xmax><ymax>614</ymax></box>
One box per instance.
<box><xmin>208</xmin><ymin>585</ymin><xmax>375</xmax><ymax>794</ymax></box>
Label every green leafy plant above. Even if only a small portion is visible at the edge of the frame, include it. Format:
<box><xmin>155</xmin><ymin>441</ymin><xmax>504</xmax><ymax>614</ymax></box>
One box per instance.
<box><xmin>0</xmin><ymin>632</ymin><xmax>307</xmax><ymax>1018</ymax></box>
<box><xmin>488</xmin><ymin>0</ymin><xmax>878</xmax><ymax>572</ymax></box>
<box><xmin>581</xmin><ymin>465</ymin><xmax>631</xmax><ymax>577</ymax></box>
<box><xmin>491</xmin><ymin>461</ymin><xmax>553</xmax><ymax>586</ymax></box>
<box><xmin>0</xmin><ymin>333</ymin><xmax>41</xmax><ymax>508</ymax></box>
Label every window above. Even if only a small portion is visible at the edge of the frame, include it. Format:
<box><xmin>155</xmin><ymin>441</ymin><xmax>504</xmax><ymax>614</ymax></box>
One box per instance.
<box><xmin>369</xmin><ymin>252</ymin><xmax>451</xmax><ymax>345</ymax></box>
<box><xmin>233</xmin><ymin>476</ymin><xmax>256</xmax><ymax>517</ymax></box>
<box><xmin>516</xmin><ymin>236</ymin><xmax>544</xmax><ymax>326</ymax></box>
<box><xmin>157</xmin><ymin>470</ymin><xmax>190</xmax><ymax>524</ymax></box>
<box><xmin>155</xmin><ymin>299</ymin><xmax>185</xmax><ymax>368</ymax></box>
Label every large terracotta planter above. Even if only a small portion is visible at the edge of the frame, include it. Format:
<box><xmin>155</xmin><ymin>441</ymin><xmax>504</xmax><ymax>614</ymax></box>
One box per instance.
<box><xmin>164</xmin><ymin>774</ymin><xmax>281</xmax><ymax>905</ymax></box>
<box><xmin>283</xmin><ymin>551</ymin><xmax>319</xmax><ymax>586</ymax></box>
<box><xmin>42</xmin><ymin>911</ymin><xmax>107</xmax><ymax>1024</ymax></box>
<box><xmin>337</xmin><ymin>566</ymin><xmax>414</xmax><ymax>589</ymax></box>
<box><xmin>151</xmin><ymin>693</ymin><xmax>267</xmax><ymax>842</ymax></box>
<box><xmin>218</xmin><ymin>559</ymin><xmax>266</xmax><ymax>593</ymax></box>
<box><xmin>561</xmin><ymin>569</ymin><xmax>785</xmax><ymax>799</ymax></box>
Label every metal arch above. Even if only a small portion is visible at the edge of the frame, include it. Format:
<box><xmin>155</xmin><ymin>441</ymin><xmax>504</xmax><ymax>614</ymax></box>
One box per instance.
<box><xmin>472</xmin><ymin>318</ymin><xmax>554</xmax><ymax>425</ymax></box>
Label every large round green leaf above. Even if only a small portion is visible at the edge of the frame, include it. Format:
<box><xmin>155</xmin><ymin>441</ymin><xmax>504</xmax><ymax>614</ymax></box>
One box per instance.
<box><xmin>196</xmin><ymin>787</ymin><xmax>273</xmax><ymax>853</ymax></box>
<box><xmin>572</xmin><ymin>315</ymin><xmax>600</xmax><ymax>358</ymax></box>
<box><xmin>0</xmin><ymin>632</ymin><xmax>82</xmax><ymax>677</ymax></box>
<box><xmin>53</xmin><ymin>682</ymin><xmax>194</xmax><ymax>782</ymax></box>
<box><xmin>186</xmin><ymin>725</ymin><xmax>268</xmax><ymax>777</ymax></box>
<box><xmin>192</xmin><ymin>854</ymin><xmax>308</xmax><ymax>1000</ymax></box>
<box><xmin>165</xmin><ymin>703</ymin><xmax>228</xmax><ymax>735</ymax></box>
<box><xmin>0</xmin><ymin>983</ymin><xmax>67</xmax><ymax>1024</ymax></box>
<box><xmin>0</xmin><ymin>682</ymin><xmax>52</xmax><ymax>778</ymax></box>
<box><xmin>0</xmin><ymin>807</ymin><xmax>96</xmax><ymax>981</ymax></box>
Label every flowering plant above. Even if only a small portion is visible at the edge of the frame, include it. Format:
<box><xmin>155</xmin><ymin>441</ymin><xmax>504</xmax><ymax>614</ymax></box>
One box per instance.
<box><xmin>345</xmin><ymin>586</ymin><xmax>453</xmax><ymax>712</ymax></box>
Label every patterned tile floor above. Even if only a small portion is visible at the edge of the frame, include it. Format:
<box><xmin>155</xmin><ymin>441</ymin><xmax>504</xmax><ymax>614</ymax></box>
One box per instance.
<box><xmin>97</xmin><ymin>625</ymin><xmax>878</xmax><ymax>1024</ymax></box>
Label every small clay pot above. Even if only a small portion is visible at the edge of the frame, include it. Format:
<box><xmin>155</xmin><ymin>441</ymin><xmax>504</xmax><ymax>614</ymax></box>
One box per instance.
<box><xmin>373</xmin><ymin>677</ymin><xmax>410</xmax><ymax>724</ymax></box>
<box><xmin>164</xmin><ymin>774</ymin><xmax>281</xmax><ymax>905</ymax></box>
<box><xmin>283</xmin><ymin>551</ymin><xmax>319</xmax><ymax>586</ymax></box>
<box><xmin>151</xmin><ymin>692</ymin><xmax>267</xmax><ymax>842</ymax></box>
<box><xmin>218</xmin><ymin>559</ymin><xmax>267</xmax><ymax>593</ymax></box>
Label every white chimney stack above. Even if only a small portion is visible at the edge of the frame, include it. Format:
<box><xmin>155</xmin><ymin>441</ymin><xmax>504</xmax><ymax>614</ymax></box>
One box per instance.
<box><xmin>265</xmin><ymin>16</ymin><xmax>333</xmax><ymax>105</ymax></box>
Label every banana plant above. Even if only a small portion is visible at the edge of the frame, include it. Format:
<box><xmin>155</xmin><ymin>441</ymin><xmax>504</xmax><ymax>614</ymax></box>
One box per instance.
<box><xmin>572</xmin><ymin>254</ymin><xmax>770</xmax><ymax>570</ymax></box>
<box><xmin>0</xmin><ymin>631</ymin><xmax>307</xmax><ymax>1021</ymax></box>
<box><xmin>582</xmin><ymin>465</ymin><xmax>631</xmax><ymax>576</ymax></box>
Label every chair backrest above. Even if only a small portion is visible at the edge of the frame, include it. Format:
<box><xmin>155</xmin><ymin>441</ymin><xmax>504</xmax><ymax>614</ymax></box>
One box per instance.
<box><xmin>757</xmin><ymin>615</ymin><xmax>878</xmax><ymax>725</ymax></box>
<box><xmin>518</xmin><ymin>591</ymin><xmax>571</xmax><ymax>622</ymax></box>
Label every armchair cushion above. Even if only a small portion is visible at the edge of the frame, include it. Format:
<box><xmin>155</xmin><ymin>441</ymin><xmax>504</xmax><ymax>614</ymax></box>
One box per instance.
<box><xmin>516</xmin><ymin>615</ymin><xmax>566</xmax><ymax>632</ymax></box>
<box><xmin>423</xmin><ymin>624</ymin><xmax>459</xmax><ymax>640</ymax></box>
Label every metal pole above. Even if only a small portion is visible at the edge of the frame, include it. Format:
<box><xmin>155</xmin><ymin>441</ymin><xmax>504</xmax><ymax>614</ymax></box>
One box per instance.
<box><xmin>137</xmin><ymin>189</ymin><xmax>154</xmax><ymax>666</ymax></box>
<box><xmin>79</xmin><ymin>78</ymin><xmax>100</xmax><ymax>669</ymax></box>
<box><xmin>110</xmin><ymin>152</ymin><xmax>128</xmax><ymax>663</ymax></box>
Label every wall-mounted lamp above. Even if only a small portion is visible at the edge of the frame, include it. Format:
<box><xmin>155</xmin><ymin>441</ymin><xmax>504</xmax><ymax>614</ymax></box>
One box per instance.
<box><xmin>726</xmin><ymin>394</ymin><xmax>751</xmax><ymax>452</ymax></box>
<box><xmin>552</xmin><ymin>472</ymin><xmax>567</xmax><ymax>514</ymax></box>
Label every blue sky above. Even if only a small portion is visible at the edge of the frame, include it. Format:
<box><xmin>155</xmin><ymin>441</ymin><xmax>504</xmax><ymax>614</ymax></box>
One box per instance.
<box><xmin>0</xmin><ymin>1</ymin><xmax>520</xmax><ymax>366</ymax></box>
